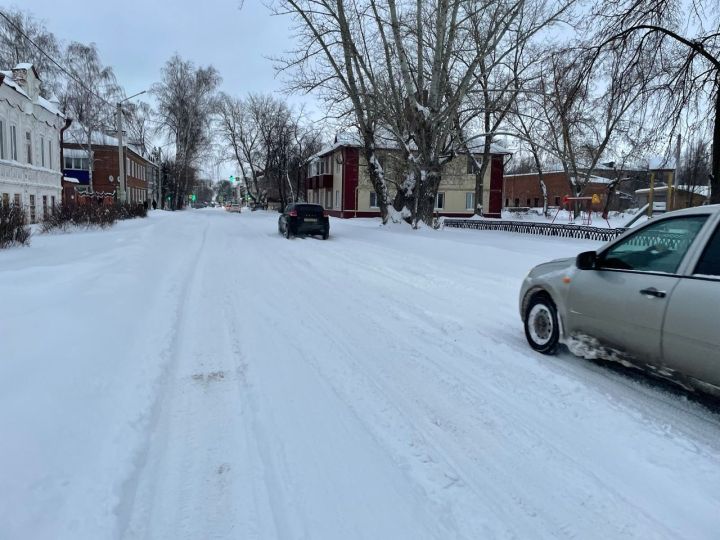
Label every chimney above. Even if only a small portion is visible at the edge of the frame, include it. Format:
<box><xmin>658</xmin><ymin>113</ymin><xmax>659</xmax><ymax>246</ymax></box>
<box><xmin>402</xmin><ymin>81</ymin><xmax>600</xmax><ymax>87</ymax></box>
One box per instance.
<box><xmin>11</xmin><ymin>63</ymin><xmax>41</xmax><ymax>102</ymax></box>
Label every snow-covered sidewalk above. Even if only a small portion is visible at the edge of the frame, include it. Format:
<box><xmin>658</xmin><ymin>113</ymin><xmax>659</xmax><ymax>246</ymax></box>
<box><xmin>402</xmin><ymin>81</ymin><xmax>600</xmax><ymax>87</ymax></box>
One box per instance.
<box><xmin>2</xmin><ymin>209</ymin><xmax>719</xmax><ymax>539</ymax></box>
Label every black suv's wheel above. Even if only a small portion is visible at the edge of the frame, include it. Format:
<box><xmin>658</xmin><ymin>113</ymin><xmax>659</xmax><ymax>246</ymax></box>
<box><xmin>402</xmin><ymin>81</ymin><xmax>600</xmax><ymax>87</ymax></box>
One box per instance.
<box><xmin>524</xmin><ymin>293</ymin><xmax>559</xmax><ymax>354</ymax></box>
<box><xmin>322</xmin><ymin>229</ymin><xmax>329</xmax><ymax>240</ymax></box>
<box><xmin>285</xmin><ymin>225</ymin><xmax>292</xmax><ymax>239</ymax></box>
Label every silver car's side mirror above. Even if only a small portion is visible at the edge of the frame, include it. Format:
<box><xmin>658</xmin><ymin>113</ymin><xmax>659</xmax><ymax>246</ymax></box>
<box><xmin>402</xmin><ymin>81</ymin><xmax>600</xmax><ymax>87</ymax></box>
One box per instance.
<box><xmin>576</xmin><ymin>251</ymin><xmax>598</xmax><ymax>270</ymax></box>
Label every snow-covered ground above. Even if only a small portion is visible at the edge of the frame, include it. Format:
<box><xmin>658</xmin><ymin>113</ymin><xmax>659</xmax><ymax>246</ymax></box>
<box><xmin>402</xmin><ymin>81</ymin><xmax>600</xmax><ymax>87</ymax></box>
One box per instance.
<box><xmin>482</xmin><ymin>208</ymin><xmax>644</xmax><ymax>228</ymax></box>
<box><xmin>2</xmin><ymin>209</ymin><xmax>719</xmax><ymax>540</ymax></box>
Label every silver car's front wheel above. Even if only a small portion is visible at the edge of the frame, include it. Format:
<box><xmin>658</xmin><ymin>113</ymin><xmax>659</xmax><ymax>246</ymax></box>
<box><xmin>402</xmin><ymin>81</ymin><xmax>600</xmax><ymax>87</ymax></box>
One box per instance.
<box><xmin>524</xmin><ymin>294</ymin><xmax>559</xmax><ymax>354</ymax></box>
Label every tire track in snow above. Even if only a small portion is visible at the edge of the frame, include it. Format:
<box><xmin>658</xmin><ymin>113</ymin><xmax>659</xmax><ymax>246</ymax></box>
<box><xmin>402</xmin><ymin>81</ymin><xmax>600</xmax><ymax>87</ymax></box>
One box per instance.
<box><xmin>115</xmin><ymin>221</ymin><xmax>210</xmax><ymax>539</ymax></box>
<box><xmin>255</xmin><ymin>219</ymin><xmax>720</xmax><ymax>539</ymax></box>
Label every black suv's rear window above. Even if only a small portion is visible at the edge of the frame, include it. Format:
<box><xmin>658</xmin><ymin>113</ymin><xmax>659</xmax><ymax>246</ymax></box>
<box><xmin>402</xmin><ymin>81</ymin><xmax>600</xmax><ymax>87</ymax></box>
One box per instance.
<box><xmin>295</xmin><ymin>204</ymin><xmax>324</xmax><ymax>216</ymax></box>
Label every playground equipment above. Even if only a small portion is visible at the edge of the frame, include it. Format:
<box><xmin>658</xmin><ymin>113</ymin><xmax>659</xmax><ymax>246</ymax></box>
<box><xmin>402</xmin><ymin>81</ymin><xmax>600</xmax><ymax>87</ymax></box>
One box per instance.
<box><xmin>551</xmin><ymin>195</ymin><xmax>603</xmax><ymax>226</ymax></box>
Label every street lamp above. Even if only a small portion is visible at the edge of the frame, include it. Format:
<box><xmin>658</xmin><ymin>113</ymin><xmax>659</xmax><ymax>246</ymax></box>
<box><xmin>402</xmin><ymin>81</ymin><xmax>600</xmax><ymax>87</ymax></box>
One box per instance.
<box><xmin>116</xmin><ymin>90</ymin><xmax>147</xmax><ymax>204</ymax></box>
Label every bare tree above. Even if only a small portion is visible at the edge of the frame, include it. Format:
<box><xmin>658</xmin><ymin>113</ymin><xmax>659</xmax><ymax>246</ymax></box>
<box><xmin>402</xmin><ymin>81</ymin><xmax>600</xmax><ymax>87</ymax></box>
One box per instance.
<box><xmin>0</xmin><ymin>7</ymin><xmax>62</xmax><ymax>94</ymax></box>
<box><xmin>59</xmin><ymin>42</ymin><xmax>121</xmax><ymax>193</ymax></box>
<box><xmin>678</xmin><ymin>138</ymin><xmax>711</xmax><ymax>207</ymax></box>
<box><xmin>153</xmin><ymin>55</ymin><xmax>220</xmax><ymax>209</ymax></box>
<box><xmin>590</xmin><ymin>0</ymin><xmax>720</xmax><ymax>203</ymax></box>
<box><xmin>271</xmin><ymin>0</ymin><xmax>396</xmax><ymax>223</ymax></box>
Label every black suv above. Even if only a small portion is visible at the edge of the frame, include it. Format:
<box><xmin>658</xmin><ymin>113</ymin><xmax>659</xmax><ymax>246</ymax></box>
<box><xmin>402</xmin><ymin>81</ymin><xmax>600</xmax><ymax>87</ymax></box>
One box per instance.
<box><xmin>278</xmin><ymin>203</ymin><xmax>330</xmax><ymax>239</ymax></box>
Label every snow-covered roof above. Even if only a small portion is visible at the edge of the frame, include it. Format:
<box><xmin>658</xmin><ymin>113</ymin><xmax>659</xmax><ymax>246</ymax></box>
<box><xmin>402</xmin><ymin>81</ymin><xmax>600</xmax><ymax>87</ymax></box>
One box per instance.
<box><xmin>308</xmin><ymin>130</ymin><xmax>511</xmax><ymax>163</ymax></box>
<box><xmin>64</xmin><ymin>124</ymin><xmax>149</xmax><ymax>160</ymax></box>
<box><xmin>62</xmin><ymin>176</ymin><xmax>80</xmax><ymax>184</ymax></box>
<box><xmin>635</xmin><ymin>184</ymin><xmax>709</xmax><ymax>196</ymax></box>
<box><xmin>645</xmin><ymin>156</ymin><xmax>676</xmax><ymax>170</ymax></box>
<box><xmin>14</xmin><ymin>62</ymin><xmax>35</xmax><ymax>71</ymax></box>
<box><xmin>0</xmin><ymin>68</ymin><xmax>62</xmax><ymax>117</ymax></box>
<box><xmin>63</xmin><ymin>148</ymin><xmax>90</xmax><ymax>159</ymax></box>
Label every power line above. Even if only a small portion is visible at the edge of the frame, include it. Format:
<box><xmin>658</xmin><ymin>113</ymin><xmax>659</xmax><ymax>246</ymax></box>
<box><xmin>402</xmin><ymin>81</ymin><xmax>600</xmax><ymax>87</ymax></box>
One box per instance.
<box><xmin>0</xmin><ymin>9</ymin><xmax>113</xmax><ymax>107</ymax></box>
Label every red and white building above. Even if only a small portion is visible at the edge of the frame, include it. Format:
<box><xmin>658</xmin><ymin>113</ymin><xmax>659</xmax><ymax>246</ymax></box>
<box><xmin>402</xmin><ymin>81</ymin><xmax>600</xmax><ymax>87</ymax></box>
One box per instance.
<box><xmin>306</xmin><ymin>134</ymin><xmax>510</xmax><ymax>218</ymax></box>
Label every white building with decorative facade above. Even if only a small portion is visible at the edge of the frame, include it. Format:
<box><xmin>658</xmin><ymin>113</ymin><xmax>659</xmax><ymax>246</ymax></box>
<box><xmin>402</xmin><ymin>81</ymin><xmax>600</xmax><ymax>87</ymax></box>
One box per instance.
<box><xmin>0</xmin><ymin>63</ymin><xmax>66</xmax><ymax>223</ymax></box>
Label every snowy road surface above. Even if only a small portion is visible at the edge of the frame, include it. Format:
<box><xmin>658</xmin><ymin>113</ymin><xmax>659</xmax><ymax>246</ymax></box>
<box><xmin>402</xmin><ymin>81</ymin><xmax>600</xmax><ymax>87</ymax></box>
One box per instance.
<box><xmin>2</xmin><ymin>209</ymin><xmax>720</xmax><ymax>540</ymax></box>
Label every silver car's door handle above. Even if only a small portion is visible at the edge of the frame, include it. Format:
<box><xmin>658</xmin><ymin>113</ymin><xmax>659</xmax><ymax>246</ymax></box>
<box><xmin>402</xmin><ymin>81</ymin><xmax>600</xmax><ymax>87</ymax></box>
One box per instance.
<box><xmin>639</xmin><ymin>287</ymin><xmax>667</xmax><ymax>298</ymax></box>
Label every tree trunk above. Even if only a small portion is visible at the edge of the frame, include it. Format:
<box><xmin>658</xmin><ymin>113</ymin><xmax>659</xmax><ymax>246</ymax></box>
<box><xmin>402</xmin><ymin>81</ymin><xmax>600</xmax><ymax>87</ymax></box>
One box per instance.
<box><xmin>711</xmin><ymin>79</ymin><xmax>720</xmax><ymax>204</ymax></box>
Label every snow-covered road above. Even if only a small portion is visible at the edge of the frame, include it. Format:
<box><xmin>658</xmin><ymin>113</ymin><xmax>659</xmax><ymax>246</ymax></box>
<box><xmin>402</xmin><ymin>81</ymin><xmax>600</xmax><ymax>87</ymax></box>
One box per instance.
<box><xmin>2</xmin><ymin>209</ymin><xmax>720</xmax><ymax>540</ymax></box>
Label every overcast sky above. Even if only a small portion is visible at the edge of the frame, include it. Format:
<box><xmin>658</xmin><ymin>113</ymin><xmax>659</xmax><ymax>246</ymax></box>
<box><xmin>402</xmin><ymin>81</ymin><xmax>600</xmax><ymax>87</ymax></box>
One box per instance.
<box><xmin>20</xmin><ymin>0</ymin><xmax>321</xmax><ymax>176</ymax></box>
<box><xmin>23</xmin><ymin>0</ymin><xmax>305</xmax><ymax>98</ymax></box>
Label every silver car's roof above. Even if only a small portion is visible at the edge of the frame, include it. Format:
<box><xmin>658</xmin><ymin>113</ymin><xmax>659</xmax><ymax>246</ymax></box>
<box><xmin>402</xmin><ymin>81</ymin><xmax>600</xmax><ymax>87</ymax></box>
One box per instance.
<box><xmin>657</xmin><ymin>204</ymin><xmax>720</xmax><ymax>218</ymax></box>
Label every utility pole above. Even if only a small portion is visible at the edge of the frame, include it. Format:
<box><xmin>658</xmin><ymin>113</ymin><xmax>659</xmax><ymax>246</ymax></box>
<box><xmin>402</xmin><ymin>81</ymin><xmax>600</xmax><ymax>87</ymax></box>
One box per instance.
<box><xmin>117</xmin><ymin>103</ymin><xmax>126</xmax><ymax>203</ymax></box>
<box><xmin>156</xmin><ymin>146</ymin><xmax>163</xmax><ymax>209</ymax></box>
<box><xmin>116</xmin><ymin>90</ymin><xmax>147</xmax><ymax>205</ymax></box>
<box><xmin>670</xmin><ymin>133</ymin><xmax>681</xmax><ymax>212</ymax></box>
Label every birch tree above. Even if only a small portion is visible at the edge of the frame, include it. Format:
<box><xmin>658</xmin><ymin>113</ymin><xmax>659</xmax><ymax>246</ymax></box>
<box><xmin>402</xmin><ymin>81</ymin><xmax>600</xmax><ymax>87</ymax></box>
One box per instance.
<box><xmin>59</xmin><ymin>42</ymin><xmax>121</xmax><ymax>193</ymax></box>
<box><xmin>153</xmin><ymin>55</ymin><xmax>220</xmax><ymax>209</ymax></box>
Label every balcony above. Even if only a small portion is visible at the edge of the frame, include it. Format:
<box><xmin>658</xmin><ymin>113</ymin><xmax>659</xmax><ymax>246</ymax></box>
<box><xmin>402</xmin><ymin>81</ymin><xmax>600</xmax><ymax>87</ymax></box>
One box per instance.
<box><xmin>309</xmin><ymin>174</ymin><xmax>334</xmax><ymax>190</ymax></box>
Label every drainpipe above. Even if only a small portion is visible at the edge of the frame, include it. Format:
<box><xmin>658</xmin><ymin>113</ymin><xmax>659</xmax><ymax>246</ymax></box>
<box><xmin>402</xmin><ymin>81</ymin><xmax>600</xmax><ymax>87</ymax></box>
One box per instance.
<box><xmin>60</xmin><ymin>117</ymin><xmax>73</xmax><ymax>203</ymax></box>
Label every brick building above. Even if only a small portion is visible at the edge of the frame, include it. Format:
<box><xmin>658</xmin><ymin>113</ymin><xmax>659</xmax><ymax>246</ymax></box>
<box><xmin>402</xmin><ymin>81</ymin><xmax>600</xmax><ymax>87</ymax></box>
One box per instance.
<box><xmin>503</xmin><ymin>171</ymin><xmax>634</xmax><ymax>211</ymax></box>
<box><xmin>306</xmin><ymin>134</ymin><xmax>510</xmax><ymax>218</ymax></box>
<box><xmin>62</xmin><ymin>129</ymin><xmax>157</xmax><ymax>205</ymax></box>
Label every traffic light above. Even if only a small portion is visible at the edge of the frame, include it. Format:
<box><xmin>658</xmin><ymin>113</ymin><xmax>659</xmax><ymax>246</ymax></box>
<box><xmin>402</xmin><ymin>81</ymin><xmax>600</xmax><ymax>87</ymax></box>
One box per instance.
<box><xmin>191</xmin><ymin>194</ymin><xmax>197</xmax><ymax>202</ymax></box>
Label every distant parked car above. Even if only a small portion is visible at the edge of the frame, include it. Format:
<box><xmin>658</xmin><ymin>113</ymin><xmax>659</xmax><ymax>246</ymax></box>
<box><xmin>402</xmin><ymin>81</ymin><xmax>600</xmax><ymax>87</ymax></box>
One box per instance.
<box><xmin>278</xmin><ymin>203</ymin><xmax>330</xmax><ymax>239</ymax></box>
<box><xmin>519</xmin><ymin>205</ymin><xmax>720</xmax><ymax>396</ymax></box>
<box><xmin>226</xmin><ymin>203</ymin><xmax>242</xmax><ymax>213</ymax></box>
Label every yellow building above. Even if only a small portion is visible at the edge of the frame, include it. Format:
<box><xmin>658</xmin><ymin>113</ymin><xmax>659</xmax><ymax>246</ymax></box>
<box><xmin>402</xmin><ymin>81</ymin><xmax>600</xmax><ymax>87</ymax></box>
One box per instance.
<box><xmin>306</xmin><ymin>135</ymin><xmax>510</xmax><ymax>218</ymax></box>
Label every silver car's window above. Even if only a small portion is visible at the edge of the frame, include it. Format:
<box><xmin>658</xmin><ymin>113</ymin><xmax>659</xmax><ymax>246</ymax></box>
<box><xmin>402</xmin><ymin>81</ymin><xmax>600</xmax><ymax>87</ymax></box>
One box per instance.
<box><xmin>695</xmin><ymin>224</ymin><xmax>720</xmax><ymax>277</ymax></box>
<box><xmin>599</xmin><ymin>215</ymin><xmax>708</xmax><ymax>274</ymax></box>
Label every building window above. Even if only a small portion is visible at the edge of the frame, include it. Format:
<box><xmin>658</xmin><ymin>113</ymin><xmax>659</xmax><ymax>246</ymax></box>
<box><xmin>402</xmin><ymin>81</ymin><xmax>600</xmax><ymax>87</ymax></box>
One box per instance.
<box><xmin>1</xmin><ymin>193</ymin><xmax>8</xmax><ymax>208</ymax></box>
<box><xmin>505</xmin><ymin>198</ymin><xmax>509</xmax><ymax>207</ymax></box>
<box><xmin>335</xmin><ymin>190</ymin><xmax>340</xmax><ymax>209</ymax></box>
<box><xmin>29</xmin><ymin>195</ymin><xmax>36</xmax><ymax>223</ymax></box>
<box><xmin>514</xmin><ymin>198</ymin><xmax>520</xmax><ymax>207</ymax></box>
<box><xmin>534</xmin><ymin>198</ymin><xmax>540</xmax><ymax>207</ymax></box>
<box><xmin>41</xmin><ymin>137</ymin><xmax>45</xmax><ymax>167</ymax></box>
<box><xmin>554</xmin><ymin>196</ymin><xmax>560</xmax><ymax>206</ymax></box>
<box><xmin>51</xmin><ymin>195</ymin><xmax>56</xmax><ymax>210</ymax></box>
<box><xmin>10</xmin><ymin>125</ymin><xmax>17</xmax><ymax>160</ymax></box>
<box><xmin>526</xmin><ymin>198</ymin><xmax>531</xmax><ymax>207</ymax></box>
<box><xmin>0</xmin><ymin>119</ymin><xmax>5</xmax><ymax>159</ymax></box>
<box><xmin>14</xmin><ymin>194</ymin><xmax>21</xmax><ymax>207</ymax></box>
<box><xmin>369</xmin><ymin>192</ymin><xmax>378</xmax><ymax>208</ymax></box>
<box><xmin>64</xmin><ymin>156</ymin><xmax>89</xmax><ymax>170</ymax></box>
<box><xmin>435</xmin><ymin>192</ymin><xmax>445</xmax><ymax>210</ymax></box>
<box><xmin>465</xmin><ymin>192</ymin><xmax>474</xmax><ymax>210</ymax></box>
<box><xmin>326</xmin><ymin>190</ymin><xmax>332</xmax><ymax>209</ymax></box>
<box><xmin>25</xmin><ymin>131</ymin><xmax>32</xmax><ymax>164</ymax></box>
<box><xmin>42</xmin><ymin>195</ymin><xmax>48</xmax><ymax>219</ymax></box>
<box><xmin>48</xmin><ymin>141</ymin><xmax>53</xmax><ymax>169</ymax></box>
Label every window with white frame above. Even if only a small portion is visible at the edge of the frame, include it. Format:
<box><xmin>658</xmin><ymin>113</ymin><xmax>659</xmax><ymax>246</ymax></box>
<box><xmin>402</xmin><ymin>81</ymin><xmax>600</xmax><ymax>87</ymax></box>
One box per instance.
<box><xmin>465</xmin><ymin>192</ymin><xmax>474</xmax><ymax>210</ymax></box>
<box><xmin>10</xmin><ymin>125</ymin><xmax>18</xmax><ymax>161</ymax></box>
<box><xmin>335</xmin><ymin>190</ymin><xmax>340</xmax><ymax>209</ymax></box>
<box><xmin>41</xmin><ymin>137</ymin><xmax>45</xmax><ymax>167</ymax></box>
<box><xmin>435</xmin><ymin>192</ymin><xmax>445</xmax><ymax>209</ymax></box>
<box><xmin>29</xmin><ymin>194</ymin><xmax>36</xmax><ymax>222</ymax></box>
<box><xmin>369</xmin><ymin>192</ymin><xmax>378</xmax><ymax>208</ymax></box>
<box><xmin>48</xmin><ymin>141</ymin><xmax>52</xmax><ymax>169</ymax></box>
<box><xmin>25</xmin><ymin>131</ymin><xmax>32</xmax><ymax>164</ymax></box>
<box><xmin>326</xmin><ymin>190</ymin><xmax>332</xmax><ymax>209</ymax></box>
<box><xmin>14</xmin><ymin>193</ymin><xmax>21</xmax><ymax>207</ymax></box>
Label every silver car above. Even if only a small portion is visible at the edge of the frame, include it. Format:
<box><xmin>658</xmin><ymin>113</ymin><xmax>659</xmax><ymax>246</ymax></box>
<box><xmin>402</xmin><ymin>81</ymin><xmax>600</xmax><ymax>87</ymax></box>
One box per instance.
<box><xmin>520</xmin><ymin>205</ymin><xmax>720</xmax><ymax>396</ymax></box>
